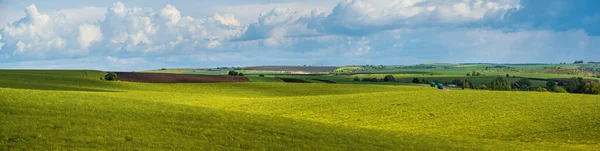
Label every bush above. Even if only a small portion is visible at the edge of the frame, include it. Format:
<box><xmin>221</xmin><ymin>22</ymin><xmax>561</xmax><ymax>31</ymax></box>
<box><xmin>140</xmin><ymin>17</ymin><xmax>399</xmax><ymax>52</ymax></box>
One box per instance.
<box><xmin>517</xmin><ymin>78</ymin><xmax>532</xmax><ymax>87</ymax></box>
<box><xmin>553</xmin><ymin>86</ymin><xmax>568</xmax><ymax>93</ymax></box>
<box><xmin>546</xmin><ymin>81</ymin><xmax>557</xmax><ymax>90</ymax></box>
<box><xmin>259</xmin><ymin>74</ymin><xmax>265</xmax><ymax>77</ymax></box>
<box><xmin>362</xmin><ymin>78</ymin><xmax>379</xmax><ymax>82</ymax></box>
<box><xmin>421</xmin><ymin>79</ymin><xmax>429</xmax><ymax>84</ymax></box>
<box><xmin>383</xmin><ymin>75</ymin><xmax>395</xmax><ymax>82</ymax></box>
<box><xmin>535</xmin><ymin>87</ymin><xmax>548</xmax><ymax>92</ymax></box>
<box><xmin>583</xmin><ymin>82</ymin><xmax>600</xmax><ymax>94</ymax></box>
<box><xmin>238</xmin><ymin>73</ymin><xmax>244</xmax><ymax>76</ymax></box>
<box><xmin>160</xmin><ymin>68</ymin><xmax>167</xmax><ymax>70</ymax></box>
<box><xmin>480</xmin><ymin>84</ymin><xmax>488</xmax><ymax>90</ymax></box>
<box><xmin>353</xmin><ymin>77</ymin><xmax>360</xmax><ymax>81</ymax></box>
<box><xmin>104</xmin><ymin>72</ymin><xmax>118</xmax><ymax>81</ymax></box>
<box><xmin>412</xmin><ymin>78</ymin><xmax>420</xmax><ymax>83</ymax></box>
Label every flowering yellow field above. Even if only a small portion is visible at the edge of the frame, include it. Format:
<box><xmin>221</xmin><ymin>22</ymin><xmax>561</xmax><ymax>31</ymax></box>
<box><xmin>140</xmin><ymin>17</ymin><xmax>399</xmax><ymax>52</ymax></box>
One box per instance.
<box><xmin>1</xmin><ymin>70</ymin><xmax>599</xmax><ymax>150</ymax></box>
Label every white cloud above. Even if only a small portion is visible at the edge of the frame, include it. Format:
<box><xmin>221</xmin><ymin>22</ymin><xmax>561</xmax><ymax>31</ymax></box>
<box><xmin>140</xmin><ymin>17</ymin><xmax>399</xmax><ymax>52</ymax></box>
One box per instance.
<box><xmin>159</xmin><ymin>4</ymin><xmax>182</xmax><ymax>24</ymax></box>
<box><xmin>207</xmin><ymin>40</ymin><xmax>222</xmax><ymax>49</ymax></box>
<box><xmin>0</xmin><ymin>34</ymin><xmax>3</xmax><ymax>51</ymax></box>
<box><xmin>318</xmin><ymin>0</ymin><xmax>520</xmax><ymax>35</ymax></box>
<box><xmin>240</xmin><ymin>8</ymin><xmax>322</xmax><ymax>40</ymax></box>
<box><xmin>1</xmin><ymin>0</ymin><xmax>599</xmax><ymax>70</ymax></box>
<box><xmin>78</xmin><ymin>24</ymin><xmax>102</xmax><ymax>50</ymax></box>
<box><xmin>0</xmin><ymin>2</ymin><xmax>245</xmax><ymax>59</ymax></box>
<box><xmin>106</xmin><ymin>56</ymin><xmax>144</xmax><ymax>65</ymax></box>
<box><xmin>212</xmin><ymin>13</ymin><xmax>241</xmax><ymax>26</ymax></box>
<box><xmin>53</xmin><ymin>7</ymin><xmax>106</xmax><ymax>25</ymax></box>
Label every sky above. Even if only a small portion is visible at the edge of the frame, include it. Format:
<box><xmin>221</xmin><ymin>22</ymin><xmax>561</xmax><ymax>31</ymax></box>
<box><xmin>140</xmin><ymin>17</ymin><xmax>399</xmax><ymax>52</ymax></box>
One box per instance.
<box><xmin>0</xmin><ymin>0</ymin><xmax>599</xmax><ymax>71</ymax></box>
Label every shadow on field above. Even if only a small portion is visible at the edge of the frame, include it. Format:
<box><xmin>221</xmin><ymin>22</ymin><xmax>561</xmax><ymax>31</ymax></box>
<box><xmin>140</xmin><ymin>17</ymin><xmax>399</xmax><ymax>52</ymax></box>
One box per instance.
<box><xmin>277</xmin><ymin>78</ymin><xmax>311</xmax><ymax>83</ymax></box>
<box><xmin>311</xmin><ymin>79</ymin><xmax>337</xmax><ymax>84</ymax></box>
<box><xmin>0</xmin><ymin>83</ymin><xmax>120</xmax><ymax>92</ymax></box>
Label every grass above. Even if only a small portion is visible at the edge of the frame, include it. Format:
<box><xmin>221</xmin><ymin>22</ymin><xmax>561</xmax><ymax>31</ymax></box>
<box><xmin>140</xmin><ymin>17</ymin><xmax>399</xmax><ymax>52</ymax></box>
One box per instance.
<box><xmin>1</xmin><ymin>70</ymin><xmax>600</xmax><ymax>150</ymax></box>
<box><xmin>245</xmin><ymin>76</ymin><xmax>284</xmax><ymax>82</ymax></box>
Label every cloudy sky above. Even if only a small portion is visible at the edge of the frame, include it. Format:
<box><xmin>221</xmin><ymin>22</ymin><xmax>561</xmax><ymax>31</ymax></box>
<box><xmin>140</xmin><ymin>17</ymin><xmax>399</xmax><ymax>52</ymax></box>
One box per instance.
<box><xmin>0</xmin><ymin>0</ymin><xmax>598</xmax><ymax>71</ymax></box>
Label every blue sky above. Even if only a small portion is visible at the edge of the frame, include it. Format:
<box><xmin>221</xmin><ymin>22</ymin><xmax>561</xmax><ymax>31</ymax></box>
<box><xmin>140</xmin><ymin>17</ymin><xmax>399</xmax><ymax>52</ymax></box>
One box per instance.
<box><xmin>0</xmin><ymin>0</ymin><xmax>598</xmax><ymax>71</ymax></box>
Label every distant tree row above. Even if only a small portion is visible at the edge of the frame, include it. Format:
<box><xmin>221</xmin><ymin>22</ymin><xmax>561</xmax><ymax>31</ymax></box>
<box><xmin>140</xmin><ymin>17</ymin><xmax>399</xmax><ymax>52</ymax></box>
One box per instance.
<box><xmin>574</xmin><ymin>60</ymin><xmax>585</xmax><ymax>64</ymax></box>
<box><xmin>466</xmin><ymin>71</ymin><xmax>481</xmax><ymax>76</ymax></box>
<box><xmin>228</xmin><ymin>71</ymin><xmax>244</xmax><ymax>76</ymax></box>
<box><xmin>484</xmin><ymin>77</ymin><xmax>599</xmax><ymax>95</ymax></box>
<box><xmin>564</xmin><ymin>77</ymin><xmax>600</xmax><ymax>94</ymax></box>
<box><xmin>354</xmin><ymin>75</ymin><xmax>396</xmax><ymax>82</ymax></box>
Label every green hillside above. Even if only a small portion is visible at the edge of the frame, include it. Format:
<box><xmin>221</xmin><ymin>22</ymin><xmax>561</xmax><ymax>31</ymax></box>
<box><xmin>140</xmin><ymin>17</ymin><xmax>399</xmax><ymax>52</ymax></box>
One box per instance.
<box><xmin>1</xmin><ymin>70</ymin><xmax>599</xmax><ymax>150</ymax></box>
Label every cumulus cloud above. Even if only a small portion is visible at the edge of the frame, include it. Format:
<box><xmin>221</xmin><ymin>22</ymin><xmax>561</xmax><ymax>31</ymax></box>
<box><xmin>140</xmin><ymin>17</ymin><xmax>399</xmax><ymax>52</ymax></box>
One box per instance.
<box><xmin>212</xmin><ymin>13</ymin><xmax>241</xmax><ymax>26</ymax></box>
<box><xmin>0</xmin><ymin>2</ymin><xmax>243</xmax><ymax>60</ymax></box>
<box><xmin>159</xmin><ymin>4</ymin><xmax>182</xmax><ymax>24</ymax></box>
<box><xmin>238</xmin><ymin>0</ymin><xmax>521</xmax><ymax>39</ymax></box>
<box><xmin>53</xmin><ymin>7</ymin><xmax>106</xmax><ymax>25</ymax></box>
<box><xmin>0</xmin><ymin>0</ymin><xmax>598</xmax><ymax>70</ymax></box>
<box><xmin>0</xmin><ymin>33</ymin><xmax>3</xmax><ymax>51</ymax></box>
<box><xmin>78</xmin><ymin>24</ymin><xmax>102</xmax><ymax>50</ymax></box>
<box><xmin>0</xmin><ymin>4</ymin><xmax>74</xmax><ymax>58</ymax></box>
<box><xmin>239</xmin><ymin>8</ymin><xmax>321</xmax><ymax>40</ymax></box>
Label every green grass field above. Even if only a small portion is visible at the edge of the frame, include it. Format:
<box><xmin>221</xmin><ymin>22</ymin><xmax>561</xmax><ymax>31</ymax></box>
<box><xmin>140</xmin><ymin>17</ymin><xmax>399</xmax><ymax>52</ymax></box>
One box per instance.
<box><xmin>1</xmin><ymin>70</ymin><xmax>600</xmax><ymax>150</ymax></box>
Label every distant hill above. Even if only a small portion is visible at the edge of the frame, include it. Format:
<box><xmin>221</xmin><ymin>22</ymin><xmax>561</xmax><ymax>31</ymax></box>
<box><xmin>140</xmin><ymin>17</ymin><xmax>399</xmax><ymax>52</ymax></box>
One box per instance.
<box><xmin>246</xmin><ymin>66</ymin><xmax>340</xmax><ymax>72</ymax></box>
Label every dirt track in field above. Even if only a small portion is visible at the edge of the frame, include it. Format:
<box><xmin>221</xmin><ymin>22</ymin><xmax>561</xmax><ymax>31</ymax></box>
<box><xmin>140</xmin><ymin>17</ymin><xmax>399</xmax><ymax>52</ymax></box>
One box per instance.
<box><xmin>115</xmin><ymin>72</ymin><xmax>249</xmax><ymax>83</ymax></box>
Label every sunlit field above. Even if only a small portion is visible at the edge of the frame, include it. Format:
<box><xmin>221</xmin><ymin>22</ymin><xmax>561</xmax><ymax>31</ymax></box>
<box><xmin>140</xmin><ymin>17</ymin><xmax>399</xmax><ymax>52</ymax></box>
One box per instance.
<box><xmin>1</xmin><ymin>70</ymin><xmax>599</xmax><ymax>150</ymax></box>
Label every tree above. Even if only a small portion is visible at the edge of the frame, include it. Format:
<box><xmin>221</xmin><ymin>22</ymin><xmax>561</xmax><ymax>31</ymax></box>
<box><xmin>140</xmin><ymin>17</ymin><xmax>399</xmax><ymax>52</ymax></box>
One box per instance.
<box><xmin>238</xmin><ymin>73</ymin><xmax>244</xmax><ymax>76</ymax></box>
<box><xmin>228</xmin><ymin>71</ymin><xmax>238</xmax><ymax>76</ymax></box>
<box><xmin>461</xmin><ymin>80</ymin><xmax>470</xmax><ymax>90</ymax></box>
<box><xmin>490</xmin><ymin>77</ymin><xmax>511</xmax><ymax>91</ymax></box>
<box><xmin>583</xmin><ymin>82</ymin><xmax>600</xmax><ymax>94</ymax></box>
<box><xmin>472</xmin><ymin>71</ymin><xmax>477</xmax><ymax>77</ymax></box>
<box><xmin>353</xmin><ymin>77</ymin><xmax>360</xmax><ymax>81</ymax></box>
<box><xmin>412</xmin><ymin>78</ymin><xmax>420</xmax><ymax>83</ymax></box>
<box><xmin>517</xmin><ymin>78</ymin><xmax>532</xmax><ymax>87</ymax></box>
<box><xmin>506</xmin><ymin>74</ymin><xmax>510</xmax><ymax>78</ymax></box>
<box><xmin>546</xmin><ymin>81</ymin><xmax>557</xmax><ymax>90</ymax></box>
<box><xmin>565</xmin><ymin>77</ymin><xmax>585</xmax><ymax>93</ymax></box>
<box><xmin>476</xmin><ymin>72</ymin><xmax>481</xmax><ymax>76</ymax></box>
<box><xmin>383</xmin><ymin>75</ymin><xmax>395</xmax><ymax>82</ymax></box>
<box><xmin>259</xmin><ymin>74</ymin><xmax>265</xmax><ymax>77</ymax></box>
<box><xmin>421</xmin><ymin>79</ymin><xmax>429</xmax><ymax>84</ymax></box>
<box><xmin>466</xmin><ymin>73</ymin><xmax>471</xmax><ymax>76</ymax></box>
<box><xmin>104</xmin><ymin>72</ymin><xmax>118</xmax><ymax>81</ymax></box>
